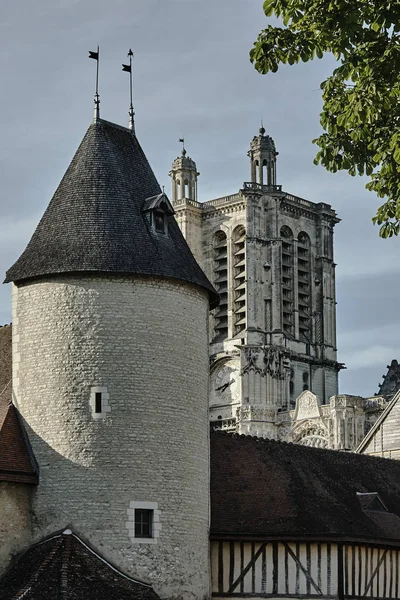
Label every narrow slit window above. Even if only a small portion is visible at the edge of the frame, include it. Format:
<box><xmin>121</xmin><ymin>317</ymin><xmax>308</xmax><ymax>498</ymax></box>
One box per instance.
<box><xmin>135</xmin><ymin>509</ymin><xmax>153</xmax><ymax>538</ymax></box>
<box><xmin>95</xmin><ymin>392</ymin><xmax>102</xmax><ymax>414</ymax></box>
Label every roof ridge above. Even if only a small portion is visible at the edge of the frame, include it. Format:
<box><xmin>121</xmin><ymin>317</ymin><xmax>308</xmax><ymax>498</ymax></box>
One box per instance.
<box><xmin>211</xmin><ymin>428</ymin><xmax>400</xmax><ymax>464</ymax></box>
<box><xmin>0</xmin><ymin>380</ymin><xmax>11</xmax><ymax>398</ymax></box>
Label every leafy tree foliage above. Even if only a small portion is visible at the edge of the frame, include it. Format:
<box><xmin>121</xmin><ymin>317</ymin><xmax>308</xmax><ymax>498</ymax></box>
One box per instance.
<box><xmin>250</xmin><ymin>0</ymin><xmax>400</xmax><ymax>237</ymax></box>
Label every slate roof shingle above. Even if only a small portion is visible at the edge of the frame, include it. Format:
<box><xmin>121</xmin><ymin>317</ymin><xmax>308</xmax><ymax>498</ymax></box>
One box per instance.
<box><xmin>4</xmin><ymin>119</ymin><xmax>218</xmax><ymax>307</ymax></box>
<box><xmin>0</xmin><ymin>530</ymin><xmax>160</xmax><ymax>600</ymax></box>
<box><xmin>211</xmin><ymin>431</ymin><xmax>400</xmax><ymax>544</ymax></box>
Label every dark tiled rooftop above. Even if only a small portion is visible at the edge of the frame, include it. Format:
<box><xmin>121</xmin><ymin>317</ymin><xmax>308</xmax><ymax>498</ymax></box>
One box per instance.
<box><xmin>211</xmin><ymin>431</ymin><xmax>400</xmax><ymax>543</ymax></box>
<box><xmin>0</xmin><ymin>530</ymin><xmax>160</xmax><ymax>599</ymax></box>
<box><xmin>5</xmin><ymin>119</ymin><xmax>217</xmax><ymax>307</ymax></box>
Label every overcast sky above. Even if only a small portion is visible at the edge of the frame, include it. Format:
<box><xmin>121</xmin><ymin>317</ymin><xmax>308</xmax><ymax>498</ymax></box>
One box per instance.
<box><xmin>0</xmin><ymin>0</ymin><xmax>398</xmax><ymax>397</ymax></box>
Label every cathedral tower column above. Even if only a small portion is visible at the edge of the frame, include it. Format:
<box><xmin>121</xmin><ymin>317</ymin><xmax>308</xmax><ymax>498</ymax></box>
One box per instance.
<box><xmin>169</xmin><ymin>147</ymin><xmax>203</xmax><ymax>267</ymax></box>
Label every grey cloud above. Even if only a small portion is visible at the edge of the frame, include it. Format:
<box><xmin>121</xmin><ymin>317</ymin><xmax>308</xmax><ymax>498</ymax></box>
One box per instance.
<box><xmin>1</xmin><ymin>0</ymin><xmax>398</xmax><ymax>398</ymax></box>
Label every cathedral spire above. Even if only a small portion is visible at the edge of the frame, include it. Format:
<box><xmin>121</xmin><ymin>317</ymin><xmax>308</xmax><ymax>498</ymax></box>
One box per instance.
<box><xmin>247</xmin><ymin>125</ymin><xmax>278</xmax><ymax>186</ymax></box>
<box><xmin>169</xmin><ymin>141</ymin><xmax>199</xmax><ymax>203</ymax></box>
<box><xmin>88</xmin><ymin>47</ymin><xmax>100</xmax><ymax>122</ymax></box>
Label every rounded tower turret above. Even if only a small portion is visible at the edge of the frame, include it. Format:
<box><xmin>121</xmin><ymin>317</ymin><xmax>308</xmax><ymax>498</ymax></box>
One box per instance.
<box><xmin>247</xmin><ymin>125</ymin><xmax>278</xmax><ymax>186</ymax></box>
<box><xmin>5</xmin><ymin>119</ymin><xmax>217</xmax><ymax>599</ymax></box>
<box><xmin>169</xmin><ymin>145</ymin><xmax>199</xmax><ymax>202</ymax></box>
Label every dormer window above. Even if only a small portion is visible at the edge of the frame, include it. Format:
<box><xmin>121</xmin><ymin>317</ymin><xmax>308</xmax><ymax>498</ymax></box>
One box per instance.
<box><xmin>142</xmin><ymin>192</ymin><xmax>175</xmax><ymax>236</ymax></box>
<box><xmin>357</xmin><ymin>492</ymin><xmax>388</xmax><ymax>512</ymax></box>
<box><xmin>154</xmin><ymin>211</ymin><xmax>166</xmax><ymax>234</ymax></box>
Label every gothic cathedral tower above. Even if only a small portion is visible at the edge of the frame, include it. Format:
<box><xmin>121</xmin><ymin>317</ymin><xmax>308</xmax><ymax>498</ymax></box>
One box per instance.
<box><xmin>172</xmin><ymin>126</ymin><xmax>342</xmax><ymax>439</ymax></box>
<box><xmin>6</xmin><ymin>117</ymin><xmax>217</xmax><ymax>599</ymax></box>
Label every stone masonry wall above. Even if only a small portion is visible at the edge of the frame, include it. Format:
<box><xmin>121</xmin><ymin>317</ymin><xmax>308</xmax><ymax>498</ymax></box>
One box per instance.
<box><xmin>0</xmin><ymin>482</ymin><xmax>32</xmax><ymax>574</ymax></box>
<box><xmin>12</xmin><ymin>275</ymin><xmax>210</xmax><ymax>600</ymax></box>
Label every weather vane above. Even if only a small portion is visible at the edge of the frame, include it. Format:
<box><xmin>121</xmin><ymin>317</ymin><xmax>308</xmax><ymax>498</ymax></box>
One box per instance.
<box><xmin>122</xmin><ymin>49</ymin><xmax>135</xmax><ymax>133</ymax></box>
<box><xmin>179</xmin><ymin>137</ymin><xmax>185</xmax><ymax>153</ymax></box>
<box><xmin>88</xmin><ymin>46</ymin><xmax>100</xmax><ymax>121</ymax></box>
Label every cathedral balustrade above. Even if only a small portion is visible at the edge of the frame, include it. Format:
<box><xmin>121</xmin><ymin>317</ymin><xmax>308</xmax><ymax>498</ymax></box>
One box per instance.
<box><xmin>284</xmin><ymin>192</ymin><xmax>315</xmax><ymax>209</ymax></box>
<box><xmin>204</xmin><ymin>193</ymin><xmax>242</xmax><ymax>207</ymax></box>
<box><xmin>210</xmin><ymin>417</ymin><xmax>237</xmax><ymax>432</ymax></box>
<box><xmin>172</xmin><ymin>197</ymin><xmax>203</xmax><ymax>209</ymax></box>
<box><xmin>242</xmin><ymin>181</ymin><xmax>282</xmax><ymax>193</ymax></box>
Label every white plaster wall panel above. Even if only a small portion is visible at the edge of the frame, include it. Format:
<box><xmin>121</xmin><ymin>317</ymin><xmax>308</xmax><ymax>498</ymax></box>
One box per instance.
<box><xmin>211</xmin><ymin>541</ymin><xmax>339</xmax><ymax>597</ymax></box>
<box><xmin>12</xmin><ymin>275</ymin><xmax>210</xmax><ymax>600</ymax></box>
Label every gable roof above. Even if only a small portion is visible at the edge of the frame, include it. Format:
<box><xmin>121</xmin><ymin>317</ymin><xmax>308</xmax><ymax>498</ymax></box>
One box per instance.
<box><xmin>4</xmin><ymin>119</ymin><xmax>217</xmax><ymax>308</ymax></box>
<box><xmin>0</xmin><ymin>403</ymin><xmax>38</xmax><ymax>484</ymax></box>
<box><xmin>0</xmin><ymin>323</ymin><xmax>36</xmax><ymax>483</ymax></box>
<box><xmin>210</xmin><ymin>431</ymin><xmax>400</xmax><ymax>544</ymax></box>
<box><xmin>356</xmin><ymin>389</ymin><xmax>400</xmax><ymax>454</ymax></box>
<box><xmin>0</xmin><ymin>529</ymin><xmax>160</xmax><ymax>599</ymax></box>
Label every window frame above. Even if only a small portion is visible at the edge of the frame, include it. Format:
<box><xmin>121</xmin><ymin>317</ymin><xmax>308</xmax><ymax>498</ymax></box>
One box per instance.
<box><xmin>134</xmin><ymin>508</ymin><xmax>153</xmax><ymax>539</ymax></box>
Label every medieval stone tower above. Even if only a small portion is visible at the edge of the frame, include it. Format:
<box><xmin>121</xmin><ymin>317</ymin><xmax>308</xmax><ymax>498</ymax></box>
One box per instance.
<box><xmin>5</xmin><ymin>117</ymin><xmax>217</xmax><ymax>599</ymax></box>
<box><xmin>172</xmin><ymin>126</ymin><xmax>342</xmax><ymax>439</ymax></box>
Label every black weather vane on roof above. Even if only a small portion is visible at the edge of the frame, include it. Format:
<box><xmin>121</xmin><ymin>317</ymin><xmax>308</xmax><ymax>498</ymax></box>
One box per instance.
<box><xmin>122</xmin><ymin>49</ymin><xmax>135</xmax><ymax>134</ymax></box>
<box><xmin>88</xmin><ymin>46</ymin><xmax>100</xmax><ymax>121</ymax></box>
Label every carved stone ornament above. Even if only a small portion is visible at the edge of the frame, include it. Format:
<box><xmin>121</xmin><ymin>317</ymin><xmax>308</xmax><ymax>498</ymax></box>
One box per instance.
<box><xmin>237</xmin><ymin>405</ymin><xmax>276</xmax><ymax>422</ymax></box>
<box><xmin>289</xmin><ymin>419</ymin><xmax>329</xmax><ymax>448</ymax></box>
<box><xmin>293</xmin><ymin>390</ymin><xmax>322</xmax><ymax>421</ymax></box>
<box><xmin>241</xmin><ymin>347</ymin><xmax>263</xmax><ymax>376</ymax></box>
<box><xmin>264</xmin><ymin>346</ymin><xmax>284</xmax><ymax>380</ymax></box>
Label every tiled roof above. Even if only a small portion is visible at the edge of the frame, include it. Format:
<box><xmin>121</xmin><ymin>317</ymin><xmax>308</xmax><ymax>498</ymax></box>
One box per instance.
<box><xmin>0</xmin><ymin>324</ymin><xmax>37</xmax><ymax>483</ymax></box>
<box><xmin>0</xmin><ymin>530</ymin><xmax>160</xmax><ymax>599</ymax></box>
<box><xmin>5</xmin><ymin>120</ymin><xmax>217</xmax><ymax>307</ymax></box>
<box><xmin>210</xmin><ymin>431</ymin><xmax>400</xmax><ymax>543</ymax></box>
<box><xmin>0</xmin><ymin>403</ymin><xmax>37</xmax><ymax>484</ymax></box>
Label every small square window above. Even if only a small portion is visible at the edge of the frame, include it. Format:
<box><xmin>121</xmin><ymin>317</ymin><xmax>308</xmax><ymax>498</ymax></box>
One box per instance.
<box><xmin>154</xmin><ymin>212</ymin><xmax>165</xmax><ymax>233</ymax></box>
<box><xmin>135</xmin><ymin>509</ymin><xmax>153</xmax><ymax>538</ymax></box>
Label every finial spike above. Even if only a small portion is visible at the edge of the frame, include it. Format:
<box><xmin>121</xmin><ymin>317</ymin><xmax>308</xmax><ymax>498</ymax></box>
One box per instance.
<box><xmin>122</xmin><ymin>49</ymin><xmax>135</xmax><ymax>134</ymax></box>
<box><xmin>89</xmin><ymin>46</ymin><xmax>100</xmax><ymax>121</ymax></box>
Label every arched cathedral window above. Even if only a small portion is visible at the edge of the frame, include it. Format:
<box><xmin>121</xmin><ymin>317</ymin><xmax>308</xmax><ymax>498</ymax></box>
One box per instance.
<box><xmin>232</xmin><ymin>226</ymin><xmax>246</xmax><ymax>336</ymax></box>
<box><xmin>213</xmin><ymin>231</ymin><xmax>228</xmax><ymax>340</ymax></box>
<box><xmin>297</xmin><ymin>232</ymin><xmax>311</xmax><ymax>341</ymax></box>
<box><xmin>281</xmin><ymin>226</ymin><xmax>294</xmax><ymax>337</ymax></box>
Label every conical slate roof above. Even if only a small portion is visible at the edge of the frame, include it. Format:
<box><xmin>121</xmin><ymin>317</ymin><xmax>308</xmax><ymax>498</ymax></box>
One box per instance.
<box><xmin>5</xmin><ymin>119</ymin><xmax>217</xmax><ymax>306</ymax></box>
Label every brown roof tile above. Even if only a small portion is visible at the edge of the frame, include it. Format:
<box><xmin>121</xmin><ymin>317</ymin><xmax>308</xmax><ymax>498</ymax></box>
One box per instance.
<box><xmin>0</xmin><ymin>404</ymin><xmax>37</xmax><ymax>484</ymax></box>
